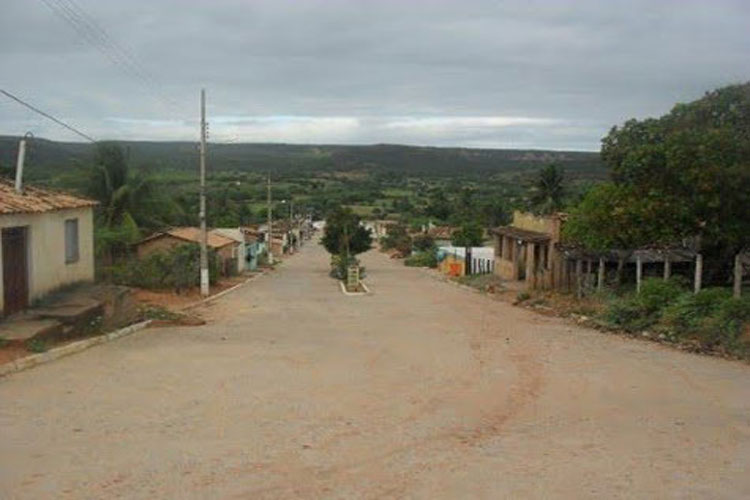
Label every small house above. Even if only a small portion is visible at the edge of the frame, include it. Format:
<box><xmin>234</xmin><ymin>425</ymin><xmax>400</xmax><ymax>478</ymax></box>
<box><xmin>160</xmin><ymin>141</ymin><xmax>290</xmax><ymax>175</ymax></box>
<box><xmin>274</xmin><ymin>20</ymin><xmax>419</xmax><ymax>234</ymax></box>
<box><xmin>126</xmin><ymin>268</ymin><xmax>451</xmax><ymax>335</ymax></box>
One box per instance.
<box><xmin>0</xmin><ymin>179</ymin><xmax>97</xmax><ymax>316</ymax></box>
<box><xmin>136</xmin><ymin>227</ymin><xmax>238</xmax><ymax>276</ymax></box>
<box><xmin>211</xmin><ymin>228</ymin><xmax>246</xmax><ymax>274</ymax></box>
<box><xmin>491</xmin><ymin>211</ymin><xmax>566</xmax><ymax>290</ymax></box>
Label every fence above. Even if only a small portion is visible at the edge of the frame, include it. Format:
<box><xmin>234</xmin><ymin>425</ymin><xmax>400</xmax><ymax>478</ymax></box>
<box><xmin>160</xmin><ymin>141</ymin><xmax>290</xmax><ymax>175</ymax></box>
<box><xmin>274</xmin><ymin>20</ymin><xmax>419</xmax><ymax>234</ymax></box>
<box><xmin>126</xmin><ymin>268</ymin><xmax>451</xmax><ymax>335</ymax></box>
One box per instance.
<box><xmin>437</xmin><ymin>246</ymin><xmax>495</xmax><ymax>277</ymax></box>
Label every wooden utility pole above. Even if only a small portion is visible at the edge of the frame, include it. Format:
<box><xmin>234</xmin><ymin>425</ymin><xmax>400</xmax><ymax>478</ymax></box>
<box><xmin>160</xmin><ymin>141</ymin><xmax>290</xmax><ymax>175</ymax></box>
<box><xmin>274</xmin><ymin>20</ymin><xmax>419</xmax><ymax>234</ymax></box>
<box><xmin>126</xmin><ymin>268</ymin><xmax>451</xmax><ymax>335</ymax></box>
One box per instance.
<box><xmin>597</xmin><ymin>257</ymin><xmax>605</xmax><ymax>292</ymax></box>
<box><xmin>199</xmin><ymin>89</ymin><xmax>209</xmax><ymax>297</ymax></box>
<box><xmin>266</xmin><ymin>174</ymin><xmax>274</xmax><ymax>265</ymax></box>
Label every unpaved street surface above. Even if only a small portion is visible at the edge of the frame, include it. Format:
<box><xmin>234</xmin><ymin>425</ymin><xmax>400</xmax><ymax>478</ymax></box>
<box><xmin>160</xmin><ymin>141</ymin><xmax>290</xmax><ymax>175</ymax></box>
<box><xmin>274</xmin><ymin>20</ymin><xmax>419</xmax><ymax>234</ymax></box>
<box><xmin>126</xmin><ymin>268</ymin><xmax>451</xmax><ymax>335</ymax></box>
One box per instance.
<box><xmin>2</xmin><ymin>241</ymin><xmax>749</xmax><ymax>499</ymax></box>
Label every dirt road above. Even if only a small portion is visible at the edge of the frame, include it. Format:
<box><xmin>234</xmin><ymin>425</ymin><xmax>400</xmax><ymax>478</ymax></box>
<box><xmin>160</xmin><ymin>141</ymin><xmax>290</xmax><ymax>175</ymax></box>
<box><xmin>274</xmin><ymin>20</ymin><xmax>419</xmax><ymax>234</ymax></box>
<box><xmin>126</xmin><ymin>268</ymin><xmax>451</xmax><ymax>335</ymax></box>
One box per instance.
<box><xmin>1</xmin><ymin>240</ymin><xmax>749</xmax><ymax>499</ymax></box>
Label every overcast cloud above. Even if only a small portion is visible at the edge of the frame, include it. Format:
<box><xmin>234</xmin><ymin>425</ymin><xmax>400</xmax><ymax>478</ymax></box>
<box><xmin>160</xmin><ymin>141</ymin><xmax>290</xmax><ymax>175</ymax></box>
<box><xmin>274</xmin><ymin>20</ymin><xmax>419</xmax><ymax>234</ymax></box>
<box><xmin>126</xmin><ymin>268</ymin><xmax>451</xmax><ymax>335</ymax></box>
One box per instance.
<box><xmin>1</xmin><ymin>0</ymin><xmax>749</xmax><ymax>150</ymax></box>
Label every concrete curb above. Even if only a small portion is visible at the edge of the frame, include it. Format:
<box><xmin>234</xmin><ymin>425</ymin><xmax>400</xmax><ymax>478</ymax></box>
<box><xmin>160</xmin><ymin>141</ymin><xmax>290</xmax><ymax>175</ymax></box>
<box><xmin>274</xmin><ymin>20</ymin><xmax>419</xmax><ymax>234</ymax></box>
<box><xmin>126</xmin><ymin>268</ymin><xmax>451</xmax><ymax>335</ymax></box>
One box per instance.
<box><xmin>0</xmin><ymin>320</ymin><xmax>152</xmax><ymax>378</ymax></box>
<box><xmin>180</xmin><ymin>269</ymin><xmax>269</xmax><ymax>312</ymax></box>
<box><xmin>339</xmin><ymin>280</ymin><xmax>371</xmax><ymax>296</ymax></box>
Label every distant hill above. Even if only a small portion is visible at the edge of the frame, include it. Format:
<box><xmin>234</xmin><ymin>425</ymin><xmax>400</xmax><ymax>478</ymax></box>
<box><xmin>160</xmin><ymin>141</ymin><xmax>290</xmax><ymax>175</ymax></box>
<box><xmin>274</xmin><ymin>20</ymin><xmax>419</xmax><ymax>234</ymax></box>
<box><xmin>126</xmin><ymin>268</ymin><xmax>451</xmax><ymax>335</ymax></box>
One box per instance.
<box><xmin>0</xmin><ymin>136</ymin><xmax>606</xmax><ymax>180</ymax></box>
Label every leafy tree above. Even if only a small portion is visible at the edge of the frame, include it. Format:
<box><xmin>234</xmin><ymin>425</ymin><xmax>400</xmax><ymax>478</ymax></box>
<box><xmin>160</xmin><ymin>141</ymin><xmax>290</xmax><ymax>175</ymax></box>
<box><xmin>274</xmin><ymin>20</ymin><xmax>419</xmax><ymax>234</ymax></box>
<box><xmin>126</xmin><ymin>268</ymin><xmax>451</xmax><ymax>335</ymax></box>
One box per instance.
<box><xmin>321</xmin><ymin>206</ymin><xmax>372</xmax><ymax>257</ymax></box>
<box><xmin>530</xmin><ymin>164</ymin><xmax>565</xmax><ymax>214</ymax></box>
<box><xmin>381</xmin><ymin>223</ymin><xmax>412</xmax><ymax>255</ymax></box>
<box><xmin>480</xmin><ymin>198</ymin><xmax>510</xmax><ymax>227</ymax></box>
<box><xmin>412</xmin><ymin>233</ymin><xmax>435</xmax><ymax>252</ymax></box>
<box><xmin>425</xmin><ymin>189</ymin><xmax>451</xmax><ymax>220</ymax></box>
<box><xmin>566</xmin><ymin>82</ymin><xmax>750</xmax><ymax>283</ymax></box>
<box><xmin>451</xmin><ymin>222</ymin><xmax>484</xmax><ymax>247</ymax></box>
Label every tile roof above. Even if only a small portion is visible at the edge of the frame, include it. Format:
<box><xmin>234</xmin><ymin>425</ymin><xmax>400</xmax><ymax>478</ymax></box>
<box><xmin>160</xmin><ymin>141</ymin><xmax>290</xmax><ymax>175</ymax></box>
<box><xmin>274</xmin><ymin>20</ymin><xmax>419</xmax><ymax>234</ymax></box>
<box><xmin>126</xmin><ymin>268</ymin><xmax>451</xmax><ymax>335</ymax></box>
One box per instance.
<box><xmin>139</xmin><ymin>227</ymin><xmax>236</xmax><ymax>249</ymax></box>
<box><xmin>0</xmin><ymin>178</ymin><xmax>97</xmax><ymax>215</ymax></box>
<box><xmin>490</xmin><ymin>225</ymin><xmax>551</xmax><ymax>243</ymax></box>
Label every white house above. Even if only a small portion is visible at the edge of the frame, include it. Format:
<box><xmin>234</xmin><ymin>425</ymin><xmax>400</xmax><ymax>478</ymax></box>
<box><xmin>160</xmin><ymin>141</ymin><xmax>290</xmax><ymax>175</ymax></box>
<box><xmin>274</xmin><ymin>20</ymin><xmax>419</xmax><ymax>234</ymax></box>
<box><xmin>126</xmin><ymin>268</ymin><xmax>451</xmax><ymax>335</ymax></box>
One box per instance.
<box><xmin>211</xmin><ymin>228</ymin><xmax>246</xmax><ymax>273</ymax></box>
<box><xmin>0</xmin><ymin>179</ymin><xmax>97</xmax><ymax>316</ymax></box>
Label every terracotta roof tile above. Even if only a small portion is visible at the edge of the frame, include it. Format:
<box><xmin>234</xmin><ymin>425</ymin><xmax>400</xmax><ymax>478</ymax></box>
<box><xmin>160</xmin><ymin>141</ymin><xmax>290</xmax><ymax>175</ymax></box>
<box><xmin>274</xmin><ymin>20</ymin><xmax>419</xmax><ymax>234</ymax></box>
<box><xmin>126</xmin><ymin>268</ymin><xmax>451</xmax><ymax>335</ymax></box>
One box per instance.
<box><xmin>0</xmin><ymin>178</ymin><xmax>97</xmax><ymax>215</ymax></box>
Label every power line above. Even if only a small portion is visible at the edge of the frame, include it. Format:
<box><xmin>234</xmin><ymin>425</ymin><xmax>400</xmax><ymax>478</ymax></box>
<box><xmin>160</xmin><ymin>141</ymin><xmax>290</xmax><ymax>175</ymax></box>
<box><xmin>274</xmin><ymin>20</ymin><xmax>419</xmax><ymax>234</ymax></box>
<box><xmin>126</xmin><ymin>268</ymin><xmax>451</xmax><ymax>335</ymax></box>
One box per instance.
<box><xmin>0</xmin><ymin>89</ymin><xmax>97</xmax><ymax>142</ymax></box>
<box><xmin>39</xmin><ymin>0</ymin><xmax>180</xmax><ymax>113</ymax></box>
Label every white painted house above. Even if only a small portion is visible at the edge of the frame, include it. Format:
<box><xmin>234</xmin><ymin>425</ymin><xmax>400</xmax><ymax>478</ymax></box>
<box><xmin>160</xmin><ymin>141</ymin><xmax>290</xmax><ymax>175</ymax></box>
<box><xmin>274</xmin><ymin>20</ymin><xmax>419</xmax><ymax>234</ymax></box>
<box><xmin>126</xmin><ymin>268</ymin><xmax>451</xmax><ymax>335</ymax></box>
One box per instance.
<box><xmin>211</xmin><ymin>228</ymin><xmax>246</xmax><ymax>273</ymax></box>
<box><xmin>0</xmin><ymin>179</ymin><xmax>97</xmax><ymax>316</ymax></box>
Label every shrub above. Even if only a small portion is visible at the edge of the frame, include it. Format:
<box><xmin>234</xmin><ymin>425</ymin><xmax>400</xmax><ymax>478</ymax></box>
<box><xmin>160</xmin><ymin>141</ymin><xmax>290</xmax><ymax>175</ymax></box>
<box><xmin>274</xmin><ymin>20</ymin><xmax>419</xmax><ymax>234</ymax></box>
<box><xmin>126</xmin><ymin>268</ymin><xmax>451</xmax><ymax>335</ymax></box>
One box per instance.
<box><xmin>404</xmin><ymin>251</ymin><xmax>437</xmax><ymax>268</ymax></box>
<box><xmin>412</xmin><ymin>234</ymin><xmax>435</xmax><ymax>252</ymax></box>
<box><xmin>603</xmin><ymin>277</ymin><xmax>687</xmax><ymax>332</ymax></box>
<box><xmin>516</xmin><ymin>291</ymin><xmax>531</xmax><ymax>303</ymax></box>
<box><xmin>381</xmin><ymin>224</ymin><xmax>412</xmax><ymax>255</ymax></box>
<box><xmin>109</xmin><ymin>244</ymin><xmax>220</xmax><ymax>292</ymax></box>
<box><xmin>661</xmin><ymin>288</ymin><xmax>750</xmax><ymax>347</ymax></box>
<box><xmin>330</xmin><ymin>254</ymin><xmax>361</xmax><ymax>280</ymax></box>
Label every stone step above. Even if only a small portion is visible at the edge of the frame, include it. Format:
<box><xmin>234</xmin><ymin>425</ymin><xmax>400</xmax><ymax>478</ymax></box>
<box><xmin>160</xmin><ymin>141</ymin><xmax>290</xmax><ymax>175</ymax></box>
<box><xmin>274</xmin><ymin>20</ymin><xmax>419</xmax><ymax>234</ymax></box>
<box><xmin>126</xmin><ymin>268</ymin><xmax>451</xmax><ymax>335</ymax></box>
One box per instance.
<box><xmin>0</xmin><ymin>315</ymin><xmax>64</xmax><ymax>345</ymax></box>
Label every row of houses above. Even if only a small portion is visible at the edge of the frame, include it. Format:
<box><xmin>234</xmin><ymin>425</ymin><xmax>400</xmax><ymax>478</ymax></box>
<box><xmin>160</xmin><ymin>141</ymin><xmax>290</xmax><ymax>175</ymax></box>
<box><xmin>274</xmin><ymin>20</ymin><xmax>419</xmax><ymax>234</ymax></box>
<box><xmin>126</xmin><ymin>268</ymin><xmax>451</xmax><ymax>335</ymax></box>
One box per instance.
<box><xmin>0</xmin><ymin>177</ymin><xmax>314</xmax><ymax>317</ymax></box>
<box><xmin>135</xmin><ymin>218</ymin><xmax>314</xmax><ymax>275</ymax></box>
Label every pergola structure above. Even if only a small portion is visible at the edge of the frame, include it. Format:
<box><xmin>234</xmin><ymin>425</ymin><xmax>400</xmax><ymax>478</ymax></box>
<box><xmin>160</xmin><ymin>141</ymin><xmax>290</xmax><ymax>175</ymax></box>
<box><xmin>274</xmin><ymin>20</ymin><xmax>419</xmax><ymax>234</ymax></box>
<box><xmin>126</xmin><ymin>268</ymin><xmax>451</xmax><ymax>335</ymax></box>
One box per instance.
<box><xmin>557</xmin><ymin>246</ymin><xmax>700</xmax><ymax>298</ymax></box>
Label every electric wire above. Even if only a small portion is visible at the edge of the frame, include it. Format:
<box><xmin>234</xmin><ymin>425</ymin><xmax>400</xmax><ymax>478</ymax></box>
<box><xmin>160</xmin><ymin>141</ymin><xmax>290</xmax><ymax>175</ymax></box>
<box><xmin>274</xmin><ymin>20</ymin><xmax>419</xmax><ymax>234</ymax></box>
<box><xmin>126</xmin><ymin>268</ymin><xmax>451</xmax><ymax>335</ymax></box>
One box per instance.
<box><xmin>1</xmin><ymin>89</ymin><xmax>97</xmax><ymax>142</ymax></box>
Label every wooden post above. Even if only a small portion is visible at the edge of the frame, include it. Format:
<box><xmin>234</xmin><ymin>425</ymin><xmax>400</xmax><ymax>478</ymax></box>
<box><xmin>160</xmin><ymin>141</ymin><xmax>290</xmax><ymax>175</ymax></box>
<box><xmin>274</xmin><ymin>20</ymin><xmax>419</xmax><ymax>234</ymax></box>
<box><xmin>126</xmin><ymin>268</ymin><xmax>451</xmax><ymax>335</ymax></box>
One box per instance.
<box><xmin>734</xmin><ymin>253</ymin><xmax>743</xmax><ymax>298</ymax></box>
<box><xmin>694</xmin><ymin>253</ymin><xmax>703</xmax><ymax>294</ymax></box>
<box><xmin>635</xmin><ymin>255</ymin><xmax>643</xmax><ymax>294</ymax></box>
<box><xmin>575</xmin><ymin>259</ymin><xmax>583</xmax><ymax>299</ymax></box>
<box><xmin>597</xmin><ymin>257</ymin><xmax>605</xmax><ymax>292</ymax></box>
<box><xmin>526</xmin><ymin>243</ymin><xmax>536</xmax><ymax>289</ymax></box>
<box><xmin>663</xmin><ymin>255</ymin><xmax>671</xmax><ymax>280</ymax></box>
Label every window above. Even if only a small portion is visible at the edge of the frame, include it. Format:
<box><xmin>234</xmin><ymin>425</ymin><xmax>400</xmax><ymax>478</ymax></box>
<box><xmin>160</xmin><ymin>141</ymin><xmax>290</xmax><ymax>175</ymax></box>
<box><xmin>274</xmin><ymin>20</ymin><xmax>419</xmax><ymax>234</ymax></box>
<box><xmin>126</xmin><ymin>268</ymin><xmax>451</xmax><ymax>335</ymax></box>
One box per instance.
<box><xmin>65</xmin><ymin>218</ymin><xmax>79</xmax><ymax>264</ymax></box>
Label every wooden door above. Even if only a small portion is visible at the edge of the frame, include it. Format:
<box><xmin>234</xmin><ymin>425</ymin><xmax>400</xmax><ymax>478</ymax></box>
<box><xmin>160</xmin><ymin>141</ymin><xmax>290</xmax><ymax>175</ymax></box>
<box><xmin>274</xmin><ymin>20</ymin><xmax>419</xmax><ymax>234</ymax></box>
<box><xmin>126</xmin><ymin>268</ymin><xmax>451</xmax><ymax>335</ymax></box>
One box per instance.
<box><xmin>2</xmin><ymin>226</ymin><xmax>29</xmax><ymax>316</ymax></box>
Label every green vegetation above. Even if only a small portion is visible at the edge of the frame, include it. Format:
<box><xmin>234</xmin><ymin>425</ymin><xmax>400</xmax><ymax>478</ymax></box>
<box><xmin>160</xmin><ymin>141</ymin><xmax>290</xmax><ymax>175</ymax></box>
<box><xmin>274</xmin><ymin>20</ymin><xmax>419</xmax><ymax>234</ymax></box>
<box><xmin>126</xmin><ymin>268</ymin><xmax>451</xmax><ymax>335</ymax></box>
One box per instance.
<box><xmin>26</xmin><ymin>338</ymin><xmax>48</xmax><ymax>353</ymax></box>
<box><xmin>404</xmin><ymin>251</ymin><xmax>438</xmax><ymax>268</ymax></box>
<box><xmin>565</xmin><ymin>83</ymin><xmax>750</xmax><ymax>285</ymax></box>
<box><xmin>451</xmin><ymin>222</ymin><xmax>484</xmax><ymax>247</ymax></box>
<box><xmin>321</xmin><ymin>206</ymin><xmax>373</xmax><ymax>279</ymax></box>
<box><xmin>529</xmin><ymin>163</ymin><xmax>565</xmax><ymax>214</ymax></box>
<box><xmin>105</xmin><ymin>244</ymin><xmax>220</xmax><ymax>293</ymax></box>
<box><xmin>380</xmin><ymin>224</ymin><xmax>412</xmax><ymax>255</ymax></box>
<box><xmin>600</xmin><ymin>278</ymin><xmax>750</xmax><ymax>356</ymax></box>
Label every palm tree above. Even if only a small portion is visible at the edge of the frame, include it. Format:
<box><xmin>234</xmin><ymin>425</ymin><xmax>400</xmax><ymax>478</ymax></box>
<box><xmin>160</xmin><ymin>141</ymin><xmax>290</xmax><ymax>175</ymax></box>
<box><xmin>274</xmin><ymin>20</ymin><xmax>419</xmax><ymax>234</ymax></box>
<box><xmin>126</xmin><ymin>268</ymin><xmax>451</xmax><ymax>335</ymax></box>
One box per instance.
<box><xmin>87</xmin><ymin>144</ymin><xmax>155</xmax><ymax>263</ymax></box>
<box><xmin>530</xmin><ymin>164</ymin><xmax>565</xmax><ymax>214</ymax></box>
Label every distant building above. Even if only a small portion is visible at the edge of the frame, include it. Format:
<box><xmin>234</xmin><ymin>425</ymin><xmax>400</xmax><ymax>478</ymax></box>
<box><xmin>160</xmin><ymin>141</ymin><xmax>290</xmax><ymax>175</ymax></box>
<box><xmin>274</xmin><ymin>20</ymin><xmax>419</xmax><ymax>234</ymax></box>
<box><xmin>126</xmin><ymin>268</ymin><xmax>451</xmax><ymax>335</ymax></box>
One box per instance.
<box><xmin>428</xmin><ymin>225</ymin><xmax>459</xmax><ymax>247</ymax></box>
<box><xmin>0</xmin><ymin>179</ymin><xmax>97</xmax><ymax>316</ymax></box>
<box><xmin>491</xmin><ymin>211</ymin><xmax>566</xmax><ymax>289</ymax></box>
<box><xmin>136</xmin><ymin>227</ymin><xmax>238</xmax><ymax>276</ymax></box>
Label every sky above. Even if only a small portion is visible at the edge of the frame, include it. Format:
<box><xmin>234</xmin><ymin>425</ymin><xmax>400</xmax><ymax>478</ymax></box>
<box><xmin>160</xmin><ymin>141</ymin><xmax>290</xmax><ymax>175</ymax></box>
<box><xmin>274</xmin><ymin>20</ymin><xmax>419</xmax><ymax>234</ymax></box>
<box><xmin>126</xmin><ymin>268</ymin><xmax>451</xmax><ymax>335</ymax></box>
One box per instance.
<box><xmin>1</xmin><ymin>0</ymin><xmax>749</xmax><ymax>151</ymax></box>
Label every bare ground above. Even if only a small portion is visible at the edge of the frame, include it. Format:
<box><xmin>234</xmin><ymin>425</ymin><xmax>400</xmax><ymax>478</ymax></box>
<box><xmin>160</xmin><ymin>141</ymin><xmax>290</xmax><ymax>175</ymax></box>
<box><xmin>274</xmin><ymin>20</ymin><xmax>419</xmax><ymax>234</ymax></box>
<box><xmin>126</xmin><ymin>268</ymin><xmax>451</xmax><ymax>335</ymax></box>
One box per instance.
<box><xmin>1</xmin><ymin>241</ymin><xmax>748</xmax><ymax>499</ymax></box>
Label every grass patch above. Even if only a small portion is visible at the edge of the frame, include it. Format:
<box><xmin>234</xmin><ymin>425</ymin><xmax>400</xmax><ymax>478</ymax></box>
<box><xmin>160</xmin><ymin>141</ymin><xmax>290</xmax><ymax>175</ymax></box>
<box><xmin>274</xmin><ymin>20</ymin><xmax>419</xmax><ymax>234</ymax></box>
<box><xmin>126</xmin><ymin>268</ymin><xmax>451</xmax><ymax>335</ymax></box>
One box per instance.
<box><xmin>26</xmin><ymin>338</ymin><xmax>48</xmax><ymax>353</ymax></box>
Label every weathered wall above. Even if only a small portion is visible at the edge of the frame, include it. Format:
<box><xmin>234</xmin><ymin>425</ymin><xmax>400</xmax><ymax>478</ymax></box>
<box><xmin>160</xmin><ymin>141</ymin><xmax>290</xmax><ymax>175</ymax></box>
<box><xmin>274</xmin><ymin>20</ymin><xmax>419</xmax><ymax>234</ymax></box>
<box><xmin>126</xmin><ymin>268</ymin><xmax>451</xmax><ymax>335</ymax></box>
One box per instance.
<box><xmin>0</xmin><ymin>207</ymin><xmax>94</xmax><ymax>313</ymax></box>
<box><xmin>512</xmin><ymin>211</ymin><xmax>563</xmax><ymax>242</ymax></box>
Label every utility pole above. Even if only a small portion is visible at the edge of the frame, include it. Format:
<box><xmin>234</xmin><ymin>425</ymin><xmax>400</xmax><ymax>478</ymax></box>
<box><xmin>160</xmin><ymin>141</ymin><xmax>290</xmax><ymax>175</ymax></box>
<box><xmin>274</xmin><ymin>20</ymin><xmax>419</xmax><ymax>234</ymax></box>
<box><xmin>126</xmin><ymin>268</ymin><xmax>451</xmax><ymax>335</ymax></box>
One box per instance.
<box><xmin>199</xmin><ymin>89</ymin><xmax>209</xmax><ymax>297</ymax></box>
<box><xmin>289</xmin><ymin>199</ymin><xmax>294</xmax><ymax>252</ymax></box>
<box><xmin>266</xmin><ymin>173</ymin><xmax>274</xmax><ymax>265</ymax></box>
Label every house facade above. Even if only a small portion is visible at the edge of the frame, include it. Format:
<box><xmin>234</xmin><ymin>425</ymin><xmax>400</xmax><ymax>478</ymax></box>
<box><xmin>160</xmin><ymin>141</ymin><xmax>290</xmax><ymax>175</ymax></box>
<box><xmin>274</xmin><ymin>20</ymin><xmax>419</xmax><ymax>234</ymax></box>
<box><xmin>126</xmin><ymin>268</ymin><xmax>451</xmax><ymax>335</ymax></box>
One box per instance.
<box><xmin>136</xmin><ymin>227</ymin><xmax>238</xmax><ymax>276</ymax></box>
<box><xmin>0</xmin><ymin>180</ymin><xmax>97</xmax><ymax>316</ymax></box>
<box><xmin>491</xmin><ymin>211</ymin><xmax>566</xmax><ymax>290</ymax></box>
<box><xmin>211</xmin><ymin>228</ymin><xmax>246</xmax><ymax>274</ymax></box>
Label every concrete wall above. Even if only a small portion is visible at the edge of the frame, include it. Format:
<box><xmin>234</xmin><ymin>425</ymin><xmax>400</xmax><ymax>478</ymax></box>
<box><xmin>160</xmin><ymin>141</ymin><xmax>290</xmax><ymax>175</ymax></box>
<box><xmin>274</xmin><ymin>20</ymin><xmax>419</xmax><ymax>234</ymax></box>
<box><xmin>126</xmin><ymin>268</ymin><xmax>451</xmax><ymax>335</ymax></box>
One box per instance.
<box><xmin>0</xmin><ymin>207</ymin><xmax>95</xmax><ymax>313</ymax></box>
